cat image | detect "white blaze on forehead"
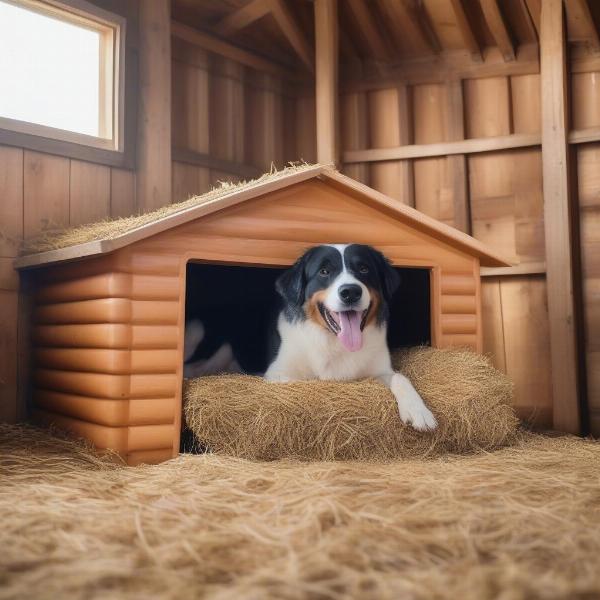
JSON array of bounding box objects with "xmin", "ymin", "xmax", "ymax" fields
[{"xmin": 324, "ymin": 244, "xmax": 370, "ymax": 312}]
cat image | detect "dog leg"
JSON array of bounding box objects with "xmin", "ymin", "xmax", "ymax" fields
[
  {"xmin": 183, "ymin": 319, "xmax": 205, "ymax": 362},
  {"xmin": 377, "ymin": 372, "xmax": 437, "ymax": 431}
]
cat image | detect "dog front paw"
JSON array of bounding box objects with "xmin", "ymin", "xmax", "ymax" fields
[{"xmin": 398, "ymin": 401, "xmax": 438, "ymax": 431}]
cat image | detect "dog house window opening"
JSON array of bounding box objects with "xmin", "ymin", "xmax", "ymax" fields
[
  {"xmin": 0, "ymin": 0, "xmax": 124, "ymax": 150},
  {"xmin": 184, "ymin": 263, "xmax": 431, "ymax": 377}
]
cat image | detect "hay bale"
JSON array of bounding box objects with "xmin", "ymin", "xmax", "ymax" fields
[{"xmin": 184, "ymin": 347, "xmax": 518, "ymax": 460}]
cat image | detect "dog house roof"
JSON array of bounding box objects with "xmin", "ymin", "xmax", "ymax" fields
[{"xmin": 15, "ymin": 163, "xmax": 512, "ymax": 269}]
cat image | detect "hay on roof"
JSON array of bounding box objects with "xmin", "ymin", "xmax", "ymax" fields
[{"xmin": 23, "ymin": 162, "xmax": 324, "ymax": 255}]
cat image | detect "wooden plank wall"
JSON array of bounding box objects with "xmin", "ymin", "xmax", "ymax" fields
[
  {"xmin": 340, "ymin": 74, "xmax": 554, "ymax": 427},
  {"xmin": 170, "ymin": 37, "xmax": 303, "ymax": 203},
  {"xmin": 0, "ymin": 149, "xmax": 136, "ymax": 422}
]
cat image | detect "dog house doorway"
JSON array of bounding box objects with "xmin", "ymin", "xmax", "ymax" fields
[{"xmin": 183, "ymin": 261, "xmax": 431, "ymax": 377}]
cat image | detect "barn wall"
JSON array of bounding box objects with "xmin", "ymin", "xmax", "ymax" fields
[
  {"xmin": 170, "ymin": 38, "xmax": 304, "ymax": 203},
  {"xmin": 338, "ymin": 72, "xmax": 552, "ymax": 427}
]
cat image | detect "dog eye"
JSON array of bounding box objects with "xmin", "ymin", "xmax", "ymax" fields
[
  {"xmin": 359, "ymin": 265, "xmax": 369, "ymax": 274},
  {"xmin": 319, "ymin": 268, "xmax": 329, "ymax": 276}
]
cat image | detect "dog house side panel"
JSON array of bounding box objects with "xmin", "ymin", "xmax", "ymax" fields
[{"xmin": 30, "ymin": 248, "xmax": 185, "ymax": 465}]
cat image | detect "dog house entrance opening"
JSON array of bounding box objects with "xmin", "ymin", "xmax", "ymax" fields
[{"xmin": 183, "ymin": 262, "xmax": 431, "ymax": 377}]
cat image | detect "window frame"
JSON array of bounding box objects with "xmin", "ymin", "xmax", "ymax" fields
[{"xmin": 0, "ymin": 0, "xmax": 133, "ymax": 168}]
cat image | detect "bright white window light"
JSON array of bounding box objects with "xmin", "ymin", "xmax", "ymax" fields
[{"xmin": 0, "ymin": 1, "xmax": 102, "ymax": 137}]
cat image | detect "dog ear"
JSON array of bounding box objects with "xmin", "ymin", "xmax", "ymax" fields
[
  {"xmin": 374, "ymin": 249, "xmax": 401, "ymax": 301},
  {"xmin": 275, "ymin": 256, "xmax": 307, "ymax": 306}
]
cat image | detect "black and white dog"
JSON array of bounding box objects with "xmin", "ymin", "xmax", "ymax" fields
[
  {"xmin": 184, "ymin": 244, "xmax": 436, "ymax": 431},
  {"xmin": 264, "ymin": 244, "xmax": 436, "ymax": 431}
]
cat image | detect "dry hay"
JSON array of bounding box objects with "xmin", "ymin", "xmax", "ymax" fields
[
  {"xmin": 2, "ymin": 423, "xmax": 600, "ymax": 600},
  {"xmin": 184, "ymin": 347, "xmax": 518, "ymax": 461},
  {"xmin": 23, "ymin": 162, "xmax": 322, "ymax": 254}
]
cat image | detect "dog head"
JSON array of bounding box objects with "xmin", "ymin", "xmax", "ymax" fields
[{"xmin": 275, "ymin": 244, "xmax": 400, "ymax": 352}]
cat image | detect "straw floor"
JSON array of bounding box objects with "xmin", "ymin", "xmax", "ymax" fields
[{"xmin": 2, "ymin": 423, "xmax": 600, "ymax": 600}]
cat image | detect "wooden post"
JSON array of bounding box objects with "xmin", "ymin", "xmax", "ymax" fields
[
  {"xmin": 137, "ymin": 0, "xmax": 172, "ymax": 211},
  {"xmin": 314, "ymin": 0, "xmax": 338, "ymax": 166},
  {"xmin": 540, "ymin": 0, "xmax": 582, "ymax": 433}
]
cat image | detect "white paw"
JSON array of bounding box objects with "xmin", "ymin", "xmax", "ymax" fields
[
  {"xmin": 392, "ymin": 373, "xmax": 438, "ymax": 431},
  {"xmin": 398, "ymin": 400, "xmax": 438, "ymax": 431}
]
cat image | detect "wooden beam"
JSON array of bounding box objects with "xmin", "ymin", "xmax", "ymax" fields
[
  {"xmin": 171, "ymin": 21, "xmax": 297, "ymax": 82},
  {"xmin": 540, "ymin": 0, "xmax": 582, "ymax": 434},
  {"xmin": 346, "ymin": 0, "xmax": 391, "ymax": 61},
  {"xmin": 480, "ymin": 262, "xmax": 546, "ymax": 277},
  {"xmin": 525, "ymin": 0, "xmax": 541, "ymax": 36},
  {"xmin": 341, "ymin": 43, "xmax": 540, "ymax": 91},
  {"xmin": 480, "ymin": 0, "xmax": 516, "ymax": 62},
  {"xmin": 565, "ymin": 0, "xmax": 600, "ymax": 52},
  {"xmin": 569, "ymin": 126, "xmax": 600, "ymax": 144},
  {"xmin": 314, "ymin": 0, "xmax": 339, "ymax": 165},
  {"xmin": 270, "ymin": 0, "xmax": 314, "ymax": 72},
  {"xmin": 137, "ymin": 0, "xmax": 171, "ymax": 211},
  {"xmin": 449, "ymin": 0, "xmax": 483, "ymax": 61},
  {"xmin": 343, "ymin": 132, "xmax": 541, "ymax": 163},
  {"xmin": 213, "ymin": 0, "xmax": 270, "ymax": 38},
  {"xmin": 517, "ymin": 0, "xmax": 538, "ymax": 43},
  {"xmin": 172, "ymin": 148, "xmax": 261, "ymax": 180}
]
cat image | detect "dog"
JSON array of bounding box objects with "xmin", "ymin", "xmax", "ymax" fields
[{"xmin": 264, "ymin": 244, "xmax": 437, "ymax": 431}]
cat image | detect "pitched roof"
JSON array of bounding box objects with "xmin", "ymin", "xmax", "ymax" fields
[{"xmin": 15, "ymin": 164, "xmax": 512, "ymax": 269}]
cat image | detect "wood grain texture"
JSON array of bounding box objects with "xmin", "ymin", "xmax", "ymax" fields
[
  {"xmin": 137, "ymin": 0, "xmax": 172, "ymax": 211},
  {"xmin": 540, "ymin": 0, "xmax": 582, "ymax": 433},
  {"xmin": 69, "ymin": 161, "xmax": 111, "ymax": 226},
  {"xmin": 0, "ymin": 146, "xmax": 23, "ymax": 258}
]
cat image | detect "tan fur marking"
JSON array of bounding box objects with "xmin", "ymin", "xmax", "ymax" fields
[
  {"xmin": 305, "ymin": 289, "xmax": 331, "ymax": 331},
  {"xmin": 365, "ymin": 288, "xmax": 381, "ymax": 328}
]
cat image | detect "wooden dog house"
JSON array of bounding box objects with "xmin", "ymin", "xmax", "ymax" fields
[{"xmin": 15, "ymin": 164, "xmax": 510, "ymax": 465}]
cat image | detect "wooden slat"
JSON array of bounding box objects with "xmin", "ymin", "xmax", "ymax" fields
[
  {"xmin": 69, "ymin": 161, "xmax": 111, "ymax": 226},
  {"xmin": 446, "ymin": 80, "xmax": 470, "ymax": 233},
  {"xmin": 481, "ymin": 262, "xmax": 546, "ymax": 277},
  {"xmin": 110, "ymin": 168, "xmax": 136, "ymax": 218},
  {"xmin": 0, "ymin": 290, "xmax": 18, "ymax": 423},
  {"xmin": 213, "ymin": 0, "xmax": 270, "ymax": 37},
  {"xmin": 344, "ymin": 132, "xmax": 540, "ymax": 163},
  {"xmin": 137, "ymin": 0, "xmax": 171, "ymax": 211},
  {"xmin": 271, "ymin": 0, "xmax": 314, "ymax": 72},
  {"xmin": 314, "ymin": 0, "xmax": 339, "ymax": 165},
  {"xmin": 0, "ymin": 146, "xmax": 23, "ymax": 258},
  {"xmin": 172, "ymin": 148, "xmax": 260, "ymax": 179},
  {"xmin": 23, "ymin": 151, "xmax": 69, "ymax": 238},
  {"xmin": 449, "ymin": 0, "xmax": 482, "ymax": 61},
  {"xmin": 385, "ymin": 0, "xmax": 442, "ymax": 55},
  {"xmin": 569, "ymin": 127, "xmax": 600, "ymax": 145},
  {"xmin": 340, "ymin": 92, "xmax": 369, "ymax": 184},
  {"xmin": 480, "ymin": 0, "xmax": 516, "ymax": 62},
  {"xmin": 368, "ymin": 87, "xmax": 414, "ymax": 205},
  {"xmin": 540, "ymin": 0, "xmax": 582, "ymax": 433}
]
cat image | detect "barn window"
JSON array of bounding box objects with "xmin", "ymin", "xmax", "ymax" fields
[{"xmin": 0, "ymin": 0, "xmax": 126, "ymax": 160}]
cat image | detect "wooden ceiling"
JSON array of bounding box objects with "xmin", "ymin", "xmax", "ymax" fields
[{"xmin": 171, "ymin": 0, "xmax": 600, "ymax": 71}]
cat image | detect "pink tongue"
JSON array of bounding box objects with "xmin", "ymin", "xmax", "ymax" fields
[{"xmin": 336, "ymin": 310, "xmax": 363, "ymax": 352}]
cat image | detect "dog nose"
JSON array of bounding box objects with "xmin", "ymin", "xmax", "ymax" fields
[{"xmin": 338, "ymin": 284, "xmax": 362, "ymax": 305}]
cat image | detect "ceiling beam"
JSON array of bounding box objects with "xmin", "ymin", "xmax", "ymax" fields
[
  {"xmin": 213, "ymin": 0, "xmax": 270, "ymax": 38},
  {"xmin": 449, "ymin": 0, "xmax": 483, "ymax": 61},
  {"xmin": 270, "ymin": 0, "xmax": 314, "ymax": 72},
  {"xmin": 171, "ymin": 21, "xmax": 297, "ymax": 82},
  {"xmin": 565, "ymin": 0, "xmax": 600, "ymax": 52},
  {"xmin": 480, "ymin": 0, "xmax": 516, "ymax": 61},
  {"xmin": 398, "ymin": 0, "xmax": 442, "ymax": 54},
  {"xmin": 524, "ymin": 0, "xmax": 541, "ymax": 36},
  {"xmin": 346, "ymin": 0, "xmax": 392, "ymax": 61},
  {"xmin": 517, "ymin": 0, "xmax": 538, "ymax": 43}
]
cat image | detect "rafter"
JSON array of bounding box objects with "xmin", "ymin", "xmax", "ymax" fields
[
  {"xmin": 270, "ymin": 0, "xmax": 314, "ymax": 72},
  {"xmin": 346, "ymin": 0, "xmax": 392, "ymax": 61},
  {"xmin": 517, "ymin": 0, "xmax": 538, "ymax": 43},
  {"xmin": 379, "ymin": 0, "xmax": 441, "ymax": 56},
  {"xmin": 525, "ymin": 0, "xmax": 541, "ymax": 36},
  {"xmin": 449, "ymin": 0, "xmax": 482, "ymax": 61},
  {"xmin": 213, "ymin": 0, "xmax": 270, "ymax": 38},
  {"xmin": 565, "ymin": 0, "xmax": 600, "ymax": 52},
  {"xmin": 480, "ymin": 0, "xmax": 515, "ymax": 62}
]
